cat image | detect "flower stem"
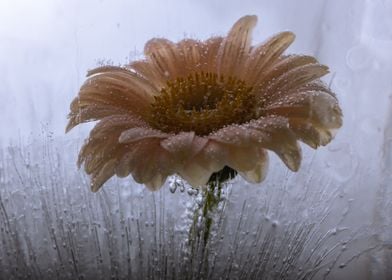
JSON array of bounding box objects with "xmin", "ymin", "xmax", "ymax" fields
[
  {"xmin": 201, "ymin": 180, "xmax": 222, "ymax": 245},
  {"xmin": 187, "ymin": 166, "xmax": 234, "ymax": 270},
  {"xmin": 189, "ymin": 180, "xmax": 222, "ymax": 252}
]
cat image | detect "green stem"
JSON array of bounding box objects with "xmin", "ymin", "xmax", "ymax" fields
[
  {"xmin": 202, "ymin": 180, "xmax": 221, "ymax": 245},
  {"xmin": 187, "ymin": 166, "xmax": 235, "ymax": 261},
  {"xmin": 188, "ymin": 180, "xmax": 222, "ymax": 251}
]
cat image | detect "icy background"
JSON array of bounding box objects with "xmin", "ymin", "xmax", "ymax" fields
[{"xmin": 0, "ymin": 0, "xmax": 392, "ymax": 279}]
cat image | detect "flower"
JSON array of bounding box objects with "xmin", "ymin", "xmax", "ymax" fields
[{"xmin": 66, "ymin": 15, "xmax": 342, "ymax": 192}]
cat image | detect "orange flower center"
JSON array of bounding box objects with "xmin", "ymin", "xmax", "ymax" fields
[{"xmin": 148, "ymin": 72, "xmax": 256, "ymax": 136}]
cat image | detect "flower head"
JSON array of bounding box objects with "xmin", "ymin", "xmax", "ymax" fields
[{"xmin": 66, "ymin": 15, "xmax": 342, "ymax": 192}]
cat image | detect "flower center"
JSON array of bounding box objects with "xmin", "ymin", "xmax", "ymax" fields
[{"xmin": 148, "ymin": 72, "xmax": 256, "ymax": 136}]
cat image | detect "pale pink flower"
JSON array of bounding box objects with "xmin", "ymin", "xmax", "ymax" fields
[{"xmin": 66, "ymin": 15, "xmax": 342, "ymax": 191}]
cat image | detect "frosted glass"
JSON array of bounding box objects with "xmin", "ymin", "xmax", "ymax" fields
[{"xmin": 0, "ymin": 0, "xmax": 391, "ymax": 279}]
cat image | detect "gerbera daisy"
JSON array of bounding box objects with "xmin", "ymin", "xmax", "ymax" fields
[{"xmin": 66, "ymin": 15, "xmax": 342, "ymax": 192}]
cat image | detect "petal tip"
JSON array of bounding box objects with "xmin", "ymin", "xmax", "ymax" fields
[
  {"xmin": 282, "ymin": 31, "xmax": 296, "ymax": 43},
  {"xmin": 90, "ymin": 182, "xmax": 102, "ymax": 192},
  {"xmin": 65, "ymin": 121, "xmax": 74, "ymax": 133},
  {"xmin": 244, "ymin": 14, "xmax": 258, "ymax": 23},
  {"xmin": 234, "ymin": 15, "xmax": 258, "ymax": 29},
  {"xmin": 284, "ymin": 145, "xmax": 302, "ymax": 172}
]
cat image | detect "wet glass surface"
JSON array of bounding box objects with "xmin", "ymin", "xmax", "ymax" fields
[{"xmin": 1, "ymin": 0, "xmax": 391, "ymax": 279}]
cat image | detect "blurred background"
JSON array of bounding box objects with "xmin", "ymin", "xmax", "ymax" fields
[{"xmin": 0, "ymin": 0, "xmax": 391, "ymax": 279}]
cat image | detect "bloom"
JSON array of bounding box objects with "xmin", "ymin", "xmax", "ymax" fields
[{"xmin": 66, "ymin": 15, "xmax": 342, "ymax": 192}]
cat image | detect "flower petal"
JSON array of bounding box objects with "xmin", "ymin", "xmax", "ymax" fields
[
  {"xmin": 224, "ymin": 143, "xmax": 264, "ymax": 172},
  {"xmin": 78, "ymin": 115, "xmax": 146, "ymax": 170},
  {"xmin": 262, "ymin": 85, "xmax": 342, "ymax": 148},
  {"xmin": 242, "ymin": 32, "xmax": 295, "ymax": 83},
  {"xmin": 83, "ymin": 144, "xmax": 123, "ymax": 176},
  {"xmin": 160, "ymin": 132, "xmax": 208, "ymax": 163},
  {"xmin": 160, "ymin": 131, "xmax": 194, "ymax": 153},
  {"xmin": 244, "ymin": 117, "xmax": 302, "ymax": 171},
  {"xmin": 261, "ymin": 63, "xmax": 330, "ymax": 104},
  {"xmin": 178, "ymin": 164, "xmax": 215, "ymax": 188},
  {"xmin": 115, "ymin": 139, "xmax": 172, "ymax": 190},
  {"xmin": 184, "ymin": 139, "xmax": 266, "ymax": 181},
  {"xmin": 249, "ymin": 55, "xmax": 317, "ymax": 91},
  {"xmin": 128, "ymin": 60, "xmax": 166, "ymax": 89},
  {"xmin": 90, "ymin": 158, "xmax": 117, "ymax": 192},
  {"xmin": 67, "ymin": 66, "xmax": 158, "ymax": 127},
  {"xmin": 78, "ymin": 115, "xmax": 168, "ymax": 191},
  {"xmin": 238, "ymin": 150, "xmax": 269, "ymax": 183},
  {"xmin": 294, "ymin": 80, "xmax": 338, "ymax": 98},
  {"xmin": 145, "ymin": 173, "xmax": 168, "ymax": 191},
  {"xmin": 143, "ymin": 38, "xmax": 222, "ymax": 80},
  {"xmin": 217, "ymin": 15, "xmax": 258, "ymax": 77},
  {"xmin": 289, "ymin": 120, "xmax": 337, "ymax": 148},
  {"xmin": 115, "ymin": 149, "xmax": 138, "ymax": 178},
  {"xmin": 209, "ymin": 125, "xmax": 253, "ymax": 146},
  {"xmin": 177, "ymin": 39, "xmax": 203, "ymax": 73},
  {"xmin": 177, "ymin": 140, "xmax": 226, "ymax": 187},
  {"xmin": 89, "ymin": 115, "xmax": 146, "ymax": 139},
  {"xmin": 144, "ymin": 38, "xmax": 187, "ymax": 80},
  {"xmin": 264, "ymin": 90, "xmax": 342, "ymax": 129},
  {"xmin": 119, "ymin": 127, "xmax": 170, "ymax": 143},
  {"xmin": 66, "ymin": 104, "xmax": 128, "ymax": 133},
  {"xmin": 129, "ymin": 140, "xmax": 172, "ymax": 189},
  {"xmin": 210, "ymin": 117, "xmax": 302, "ymax": 172},
  {"xmin": 199, "ymin": 37, "xmax": 223, "ymax": 73},
  {"xmin": 86, "ymin": 66, "xmax": 159, "ymax": 99}
]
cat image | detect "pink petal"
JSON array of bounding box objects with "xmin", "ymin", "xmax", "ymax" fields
[
  {"xmin": 209, "ymin": 125, "xmax": 253, "ymax": 146},
  {"xmin": 242, "ymin": 32, "xmax": 295, "ymax": 83},
  {"xmin": 119, "ymin": 127, "xmax": 170, "ymax": 143},
  {"xmin": 89, "ymin": 115, "xmax": 148, "ymax": 140},
  {"xmin": 161, "ymin": 132, "xmax": 208, "ymax": 163},
  {"xmin": 238, "ymin": 150, "xmax": 269, "ymax": 183},
  {"xmin": 67, "ymin": 66, "xmax": 159, "ymax": 131},
  {"xmin": 86, "ymin": 66, "xmax": 159, "ymax": 99},
  {"xmin": 177, "ymin": 39, "xmax": 203, "ymax": 74},
  {"xmin": 198, "ymin": 37, "xmax": 223, "ymax": 73},
  {"xmin": 177, "ymin": 140, "xmax": 226, "ymax": 187},
  {"xmin": 90, "ymin": 158, "xmax": 117, "ymax": 192},
  {"xmin": 66, "ymin": 104, "xmax": 129, "ymax": 132},
  {"xmin": 260, "ymin": 63, "xmax": 329, "ymax": 103},
  {"xmin": 289, "ymin": 120, "xmax": 337, "ymax": 148},
  {"xmin": 244, "ymin": 117, "xmax": 302, "ymax": 171},
  {"xmin": 128, "ymin": 60, "xmax": 166, "ymax": 89},
  {"xmin": 262, "ymin": 85, "xmax": 343, "ymax": 148},
  {"xmin": 144, "ymin": 38, "xmax": 185, "ymax": 79},
  {"xmin": 78, "ymin": 115, "xmax": 147, "ymax": 169},
  {"xmin": 145, "ymin": 173, "xmax": 168, "ymax": 191},
  {"xmin": 116, "ymin": 139, "xmax": 173, "ymax": 190},
  {"xmin": 131, "ymin": 140, "xmax": 172, "ymax": 188},
  {"xmin": 217, "ymin": 15, "xmax": 258, "ymax": 77},
  {"xmin": 211, "ymin": 117, "xmax": 302, "ymax": 172},
  {"xmin": 223, "ymin": 144, "xmax": 264, "ymax": 172},
  {"xmin": 249, "ymin": 54, "xmax": 317, "ymax": 90},
  {"xmin": 264, "ymin": 90, "xmax": 342, "ymax": 129}
]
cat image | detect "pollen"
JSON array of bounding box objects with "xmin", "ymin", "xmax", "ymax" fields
[{"xmin": 148, "ymin": 72, "xmax": 256, "ymax": 135}]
